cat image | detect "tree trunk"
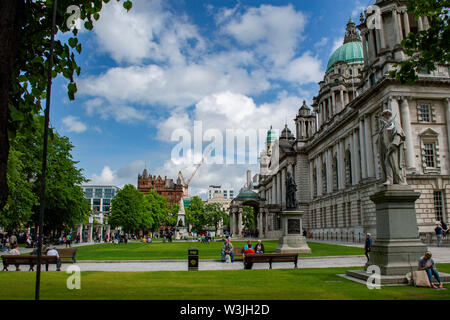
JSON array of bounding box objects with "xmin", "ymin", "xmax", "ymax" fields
[{"xmin": 0, "ymin": 0, "xmax": 23, "ymax": 210}]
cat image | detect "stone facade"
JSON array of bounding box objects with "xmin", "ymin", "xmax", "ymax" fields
[{"xmin": 255, "ymin": 2, "xmax": 450, "ymax": 240}]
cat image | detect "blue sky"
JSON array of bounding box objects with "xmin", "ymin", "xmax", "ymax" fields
[{"xmin": 51, "ymin": 0, "xmax": 374, "ymax": 199}]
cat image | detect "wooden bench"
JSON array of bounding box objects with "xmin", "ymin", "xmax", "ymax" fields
[
  {"xmin": 2, "ymin": 255, "xmax": 61, "ymax": 271},
  {"xmin": 243, "ymin": 253, "xmax": 299, "ymax": 269},
  {"xmin": 233, "ymin": 247, "xmax": 243, "ymax": 260},
  {"xmin": 57, "ymin": 248, "xmax": 77, "ymax": 263}
]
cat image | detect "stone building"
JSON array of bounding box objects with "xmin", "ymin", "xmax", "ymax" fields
[
  {"xmin": 137, "ymin": 168, "xmax": 184, "ymax": 206},
  {"xmin": 254, "ymin": 2, "xmax": 450, "ymax": 240}
]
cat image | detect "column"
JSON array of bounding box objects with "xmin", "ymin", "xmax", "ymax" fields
[
  {"xmin": 338, "ymin": 140, "xmax": 346, "ymax": 189},
  {"xmin": 316, "ymin": 156, "xmax": 323, "ymax": 196},
  {"xmin": 378, "ymin": 12, "xmax": 386, "ymax": 49},
  {"xmin": 364, "ymin": 115, "xmax": 375, "ymax": 177},
  {"xmin": 345, "ymin": 91, "xmax": 349, "ymax": 106},
  {"xmin": 281, "ymin": 168, "xmax": 286, "ymax": 208},
  {"xmin": 445, "ymin": 99, "xmax": 450, "ymax": 161},
  {"xmin": 403, "ymin": 12, "xmax": 410, "ymax": 35},
  {"xmin": 277, "ymin": 172, "xmax": 282, "ymax": 204},
  {"xmin": 257, "ymin": 212, "xmax": 262, "ymax": 236},
  {"xmin": 340, "ymin": 90, "xmax": 344, "ymax": 112},
  {"xmin": 359, "ymin": 118, "xmax": 367, "ymax": 179},
  {"xmin": 351, "ymin": 132, "xmax": 358, "ymax": 185},
  {"xmin": 331, "ymin": 92, "xmax": 335, "ymax": 116},
  {"xmin": 397, "ymin": 12, "xmax": 403, "ymax": 41},
  {"xmin": 362, "ymin": 33, "xmax": 369, "ymax": 67},
  {"xmin": 309, "ymin": 160, "xmax": 315, "ymax": 200},
  {"xmin": 272, "ymin": 181, "xmax": 276, "ymax": 205},
  {"xmin": 389, "ymin": 96, "xmax": 400, "ymax": 121},
  {"xmin": 354, "ymin": 129, "xmax": 361, "ymax": 184},
  {"xmin": 418, "ymin": 16, "xmax": 423, "ymax": 31},
  {"xmin": 392, "ymin": 9, "xmax": 400, "ymax": 45},
  {"xmin": 400, "ymin": 97, "xmax": 415, "ymax": 169},
  {"xmin": 238, "ymin": 208, "xmax": 243, "ymax": 236},
  {"xmin": 327, "ymin": 149, "xmax": 333, "ymax": 193}
]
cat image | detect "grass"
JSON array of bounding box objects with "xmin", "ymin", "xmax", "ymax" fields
[
  {"xmin": 74, "ymin": 241, "xmax": 364, "ymax": 260},
  {"xmin": 1, "ymin": 264, "xmax": 450, "ymax": 300}
]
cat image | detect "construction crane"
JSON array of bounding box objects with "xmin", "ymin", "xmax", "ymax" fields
[{"xmin": 178, "ymin": 146, "xmax": 213, "ymax": 197}]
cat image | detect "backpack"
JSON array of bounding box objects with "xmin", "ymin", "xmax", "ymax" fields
[{"xmin": 410, "ymin": 270, "xmax": 431, "ymax": 287}]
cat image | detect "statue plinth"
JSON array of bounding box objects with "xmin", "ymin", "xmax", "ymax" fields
[
  {"xmin": 275, "ymin": 209, "xmax": 311, "ymax": 254},
  {"xmin": 365, "ymin": 184, "xmax": 427, "ymax": 275}
]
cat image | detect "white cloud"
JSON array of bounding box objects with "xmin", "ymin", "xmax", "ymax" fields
[
  {"xmin": 62, "ymin": 115, "xmax": 87, "ymax": 133},
  {"xmin": 89, "ymin": 166, "xmax": 116, "ymax": 185},
  {"xmin": 331, "ymin": 37, "xmax": 344, "ymax": 54}
]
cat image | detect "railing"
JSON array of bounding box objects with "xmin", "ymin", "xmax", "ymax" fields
[
  {"xmin": 309, "ymin": 231, "xmax": 365, "ymax": 244},
  {"xmin": 419, "ymin": 232, "xmax": 450, "ymax": 246}
]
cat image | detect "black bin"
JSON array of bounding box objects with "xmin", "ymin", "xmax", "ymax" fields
[{"xmin": 188, "ymin": 248, "xmax": 199, "ymax": 271}]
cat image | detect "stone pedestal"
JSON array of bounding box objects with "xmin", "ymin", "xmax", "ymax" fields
[
  {"xmin": 346, "ymin": 184, "xmax": 429, "ymax": 284},
  {"xmin": 275, "ymin": 210, "xmax": 311, "ymax": 254}
]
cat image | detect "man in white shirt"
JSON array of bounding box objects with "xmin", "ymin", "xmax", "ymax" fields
[
  {"xmin": 46, "ymin": 247, "xmax": 61, "ymax": 271},
  {"xmin": 9, "ymin": 244, "xmax": 21, "ymax": 271}
]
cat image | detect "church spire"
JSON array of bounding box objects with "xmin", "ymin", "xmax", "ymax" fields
[{"xmin": 343, "ymin": 17, "xmax": 361, "ymax": 44}]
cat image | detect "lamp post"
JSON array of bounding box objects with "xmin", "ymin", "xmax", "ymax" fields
[{"xmin": 35, "ymin": 0, "xmax": 57, "ymax": 301}]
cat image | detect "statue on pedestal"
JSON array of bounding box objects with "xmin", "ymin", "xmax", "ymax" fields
[
  {"xmin": 286, "ymin": 171, "xmax": 297, "ymax": 209},
  {"xmin": 377, "ymin": 109, "xmax": 407, "ymax": 185}
]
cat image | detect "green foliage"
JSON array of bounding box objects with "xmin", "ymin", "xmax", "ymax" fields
[
  {"xmin": 7, "ymin": 0, "xmax": 132, "ymax": 141},
  {"xmin": 242, "ymin": 205, "xmax": 254, "ymax": 230},
  {"xmin": 204, "ymin": 203, "xmax": 228, "ymax": 233},
  {"xmin": 110, "ymin": 185, "xmax": 149, "ymax": 233},
  {"xmin": 185, "ymin": 196, "xmax": 207, "ymax": 234},
  {"xmin": 143, "ymin": 190, "xmax": 170, "ymax": 231},
  {"xmin": 1, "ymin": 115, "xmax": 90, "ymax": 231},
  {"xmin": 390, "ymin": 0, "xmax": 449, "ymax": 84}
]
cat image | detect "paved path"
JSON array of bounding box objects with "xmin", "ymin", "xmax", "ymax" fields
[{"xmin": 2, "ymin": 240, "xmax": 449, "ymax": 272}]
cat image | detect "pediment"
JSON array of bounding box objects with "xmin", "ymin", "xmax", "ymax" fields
[{"xmin": 419, "ymin": 128, "xmax": 439, "ymax": 137}]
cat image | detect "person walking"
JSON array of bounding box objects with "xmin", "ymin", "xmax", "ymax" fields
[
  {"xmin": 435, "ymin": 223, "xmax": 443, "ymax": 247},
  {"xmin": 364, "ymin": 233, "xmax": 372, "ymax": 264}
]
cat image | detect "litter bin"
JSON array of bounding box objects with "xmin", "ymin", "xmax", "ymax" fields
[{"xmin": 188, "ymin": 248, "xmax": 199, "ymax": 271}]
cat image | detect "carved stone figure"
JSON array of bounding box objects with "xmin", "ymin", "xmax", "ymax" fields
[
  {"xmin": 377, "ymin": 109, "xmax": 407, "ymax": 185},
  {"xmin": 286, "ymin": 171, "xmax": 297, "ymax": 208}
]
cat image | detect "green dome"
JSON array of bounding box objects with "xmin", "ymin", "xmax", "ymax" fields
[
  {"xmin": 326, "ymin": 41, "xmax": 364, "ymax": 72},
  {"xmin": 267, "ymin": 126, "xmax": 277, "ymax": 143},
  {"xmin": 236, "ymin": 189, "xmax": 260, "ymax": 200}
]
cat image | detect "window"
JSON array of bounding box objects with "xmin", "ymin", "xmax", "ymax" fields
[
  {"xmin": 93, "ymin": 199, "xmax": 101, "ymax": 206},
  {"xmin": 370, "ymin": 74, "xmax": 376, "ymax": 86},
  {"xmin": 434, "ymin": 191, "xmax": 444, "ymax": 222},
  {"xmin": 424, "ymin": 143, "xmax": 436, "ymax": 167},
  {"xmin": 419, "ymin": 104, "xmax": 431, "ymax": 122},
  {"xmin": 104, "ymin": 188, "xmax": 115, "ymax": 198},
  {"xmin": 95, "ymin": 188, "xmax": 103, "ymax": 198},
  {"xmin": 84, "ymin": 188, "xmax": 93, "ymax": 199}
]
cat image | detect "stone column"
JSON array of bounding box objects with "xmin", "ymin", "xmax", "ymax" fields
[
  {"xmin": 87, "ymin": 223, "xmax": 93, "ymax": 243},
  {"xmin": 345, "ymin": 91, "xmax": 349, "ymax": 106},
  {"xmin": 326, "ymin": 148, "xmax": 333, "ymax": 193},
  {"xmin": 229, "ymin": 211, "xmax": 235, "ymax": 235},
  {"xmin": 272, "ymin": 179, "xmax": 276, "ymax": 205},
  {"xmin": 277, "ymin": 172, "xmax": 282, "ymax": 204},
  {"xmin": 359, "ymin": 118, "xmax": 367, "ymax": 179},
  {"xmin": 418, "ymin": 16, "xmax": 423, "ymax": 31},
  {"xmin": 340, "ymin": 90, "xmax": 344, "ymax": 112},
  {"xmin": 392, "ymin": 9, "xmax": 401, "ymax": 44},
  {"xmin": 331, "ymin": 92, "xmax": 335, "ymax": 116},
  {"xmin": 378, "ymin": 13, "xmax": 386, "ymax": 49},
  {"xmin": 317, "ymin": 156, "xmax": 323, "ymax": 196},
  {"xmin": 338, "ymin": 140, "xmax": 346, "ymax": 189},
  {"xmin": 364, "ymin": 114, "xmax": 375, "ymax": 177},
  {"xmin": 281, "ymin": 168, "xmax": 286, "ymax": 208},
  {"xmin": 446, "ymin": 98, "xmax": 450, "ymax": 158},
  {"xmin": 309, "ymin": 160, "xmax": 315, "ymax": 200},
  {"xmin": 403, "ymin": 12, "xmax": 410, "ymax": 35},
  {"xmin": 397, "ymin": 12, "xmax": 403, "ymax": 42},
  {"xmin": 400, "ymin": 97, "xmax": 415, "ymax": 170},
  {"xmin": 238, "ymin": 208, "xmax": 243, "ymax": 237},
  {"xmin": 362, "ymin": 33, "xmax": 369, "ymax": 67}
]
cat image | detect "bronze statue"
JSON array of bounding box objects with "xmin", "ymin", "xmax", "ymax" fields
[
  {"xmin": 377, "ymin": 109, "xmax": 407, "ymax": 185},
  {"xmin": 286, "ymin": 171, "xmax": 297, "ymax": 208}
]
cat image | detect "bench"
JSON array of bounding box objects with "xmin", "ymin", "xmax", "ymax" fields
[
  {"xmin": 2, "ymin": 255, "xmax": 61, "ymax": 271},
  {"xmin": 233, "ymin": 247, "xmax": 243, "ymax": 260},
  {"xmin": 57, "ymin": 248, "xmax": 77, "ymax": 263},
  {"xmin": 243, "ymin": 253, "xmax": 299, "ymax": 269}
]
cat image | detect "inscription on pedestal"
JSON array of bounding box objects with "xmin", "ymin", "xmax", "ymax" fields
[{"xmin": 288, "ymin": 219, "xmax": 300, "ymax": 234}]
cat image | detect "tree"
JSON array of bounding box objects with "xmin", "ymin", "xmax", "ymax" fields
[
  {"xmin": 0, "ymin": 0, "xmax": 132, "ymax": 211},
  {"xmin": 143, "ymin": 190, "xmax": 170, "ymax": 232},
  {"xmin": 186, "ymin": 196, "xmax": 207, "ymax": 234},
  {"xmin": 3, "ymin": 115, "xmax": 90, "ymax": 233},
  {"xmin": 204, "ymin": 203, "xmax": 228, "ymax": 235},
  {"xmin": 110, "ymin": 184, "xmax": 148, "ymax": 233},
  {"xmin": 390, "ymin": 0, "xmax": 449, "ymax": 84},
  {"xmin": 242, "ymin": 206, "xmax": 255, "ymax": 230}
]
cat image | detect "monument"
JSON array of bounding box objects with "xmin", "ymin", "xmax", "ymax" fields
[
  {"xmin": 275, "ymin": 171, "xmax": 311, "ymax": 254},
  {"xmin": 175, "ymin": 198, "xmax": 189, "ymax": 239},
  {"xmin": 347, "ymin": 109, "xmax": 430, "ymax": 284}
]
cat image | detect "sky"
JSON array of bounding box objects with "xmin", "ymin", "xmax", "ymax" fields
[{"xmin": 51, "ymin": 0, "xmax": 375, "ymax": 199}]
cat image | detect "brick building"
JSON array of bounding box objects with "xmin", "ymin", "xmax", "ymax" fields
[{"xmin": 137, "ymin": 168, "xmax": 184, "ymax": 206}]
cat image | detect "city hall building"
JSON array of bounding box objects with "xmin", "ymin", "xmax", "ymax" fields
[{"xmin": 240, "ymin": 1, "xmax": 450, "ymax": 240}]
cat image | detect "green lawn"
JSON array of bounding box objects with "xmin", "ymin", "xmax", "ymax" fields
[
  {"xmin": 74, "ymin": 241, "xmax": 364, "ymax": 260},
  {"xmin": 1, "ymin": 264, "xmax": 449, "ymax": 300}
]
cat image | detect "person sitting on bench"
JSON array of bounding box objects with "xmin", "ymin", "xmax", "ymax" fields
[
  {"xmin": 221, "ymin": 239, "xmax": 234, "ymax": 263},
  {"xmin": 254, "ymin": 240, "xmax": 265, "ymax": 254},
  {"xmin": 9, "ymin": 244, "xmax": 21, "ymax": 271}
]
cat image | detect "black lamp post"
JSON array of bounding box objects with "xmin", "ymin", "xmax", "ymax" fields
[{"xmin": 35, "ymin": 0, "xmax": 58, "ymax": 301}]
